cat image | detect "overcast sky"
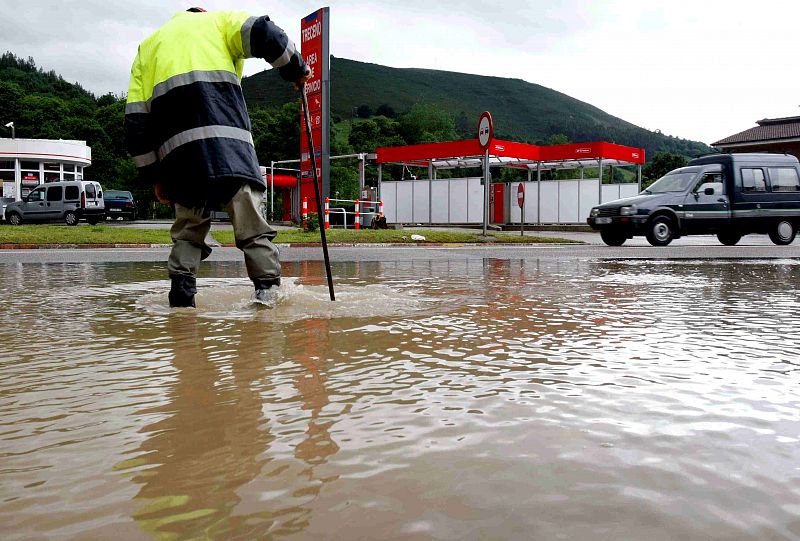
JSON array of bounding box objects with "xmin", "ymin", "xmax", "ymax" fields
[{"xmin": 1, "ymin": 0, "xmax": 799, "ymax": 145}]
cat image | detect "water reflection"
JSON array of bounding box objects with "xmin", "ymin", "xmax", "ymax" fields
[
  {"xmin": 292, "ymin": 318, "xmax": 340, "ymax": 467},
  {"xmin": 129, "ymin": 316, "xmax": 273, "ymax": 537},
  {"xmin": 122, "ymin": 313, "xmax": 342, "ymax": 539},
  {"xmin": 1, "ymin": 258, "xmax": 799, "ymax": 540}
]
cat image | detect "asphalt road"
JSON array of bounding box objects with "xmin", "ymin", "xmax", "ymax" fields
[{"xmin": 1, "ymin": 230, "xmax": 798, "ymax": 264}]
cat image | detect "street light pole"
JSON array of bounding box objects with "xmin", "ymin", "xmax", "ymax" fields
[{"xmin": 4, "ymin": 122, "xmax": 14, "ymax": 139}]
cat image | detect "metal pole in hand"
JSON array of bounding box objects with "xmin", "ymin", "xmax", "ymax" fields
[{"xmin": 301, "ymin": 87, "xmax": 335, "ymax": 301}]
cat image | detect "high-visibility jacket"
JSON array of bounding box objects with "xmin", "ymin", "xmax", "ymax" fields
[{"xmin": 124, "ymin": 10, "xmax": 305, "ymax": 203}]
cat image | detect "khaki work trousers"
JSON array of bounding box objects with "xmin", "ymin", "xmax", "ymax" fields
[{"xmin": 167, "ymin": 183, "xmax": 281, "ymax": 285}]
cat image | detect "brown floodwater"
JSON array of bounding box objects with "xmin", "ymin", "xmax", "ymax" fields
[{"xmin": 1, "ymin": 258, "xmax": 799, "ymax": 540}]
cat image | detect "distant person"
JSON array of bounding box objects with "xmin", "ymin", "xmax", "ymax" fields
[
  {"xmin": 371, "ymin": 214, "xmax": 387, "ymax": 229},
  {"xmin": 125, "ymin": 7, "xmax": 309, "ymax": 307}
]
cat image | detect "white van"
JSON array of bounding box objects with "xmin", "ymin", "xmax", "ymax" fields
[{"xmin": 4, "ymin": 180, "xmax": 105, "ymax": 225}]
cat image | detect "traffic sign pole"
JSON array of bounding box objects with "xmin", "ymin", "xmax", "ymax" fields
[
  {"xmin": 477, "ymin": 112, "xmax": 494, "ymax": 237},
  {"xmin": 483, "ymin": 148, "xmax": 490, "ymax": 236}
]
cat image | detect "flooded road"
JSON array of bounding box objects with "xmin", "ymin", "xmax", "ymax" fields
[{"xmin": 1, "ymin": 258, "xmax": 799, "ymax": 540}]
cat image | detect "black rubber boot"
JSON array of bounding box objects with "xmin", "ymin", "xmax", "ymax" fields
[
  {"xmin": 169, "ymin": 275, "xmax": 197, "ymax": 308},
  {"xmin": 253, "ymin": 277, "xmax": 280, "ymax": 307},
  {"xmin": 252, "ymin": 277, "xmax": 280, "ymax": 290}
]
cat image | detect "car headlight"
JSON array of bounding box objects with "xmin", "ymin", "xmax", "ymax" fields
[
  {"xmin": 619, "ymin": 205, "xmax": 636, "ymax": 216},
  {"xmin": 590, "ymin": 208, "xmax": 600, "ymax": 218}
]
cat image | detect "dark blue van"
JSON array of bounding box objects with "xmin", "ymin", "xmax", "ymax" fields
[{"xmin": 587, "ymin": 153, "xmax": 800, "ymax": 246}]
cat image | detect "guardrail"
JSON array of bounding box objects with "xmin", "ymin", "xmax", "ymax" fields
[{"xmin": 303, "ymin": 197, "xmax": 384, "ymax": 230}]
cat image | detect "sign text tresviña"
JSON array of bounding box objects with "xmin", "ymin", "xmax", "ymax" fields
[{"xmin": 300, "ymin": 7, "xmax": 330, "ymax": 212}]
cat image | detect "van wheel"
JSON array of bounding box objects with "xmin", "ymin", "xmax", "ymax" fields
[
  {"xmin": 7, "ymin": 212, "xmax": 22, "ymax": 226},
  {"xmin": 717, "ymin": 231, "xmax": 741, "ymax": 246},
  {"xmin": 768, "ymin": 220, "xmax": 796, "ymax": 245},
  {"xmin": 600, "ymin": 230, "xmax": 627, "ymax": 246},
  {"xmin": 64, "ymin": 211, "xmax": 79, "ymax": 226},
  {"xmin": 646, "ymin": 216, "xmax": 675, "ymax": 246}
]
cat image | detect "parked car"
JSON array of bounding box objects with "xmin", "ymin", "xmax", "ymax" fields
[
  {"xmin": 0, "ymin": 197, "xmax": 13, "ymax": 222},
  {"xmin": 587, "ymin": 153, "xmax": 800, "ymax": 246},
  {"xmin": 4, "ymin": 180, "xmax": 105, "ymax": 226},
  {"xmin": 104, "ymin": 189, "xmax": 137, "ymax": 221}
]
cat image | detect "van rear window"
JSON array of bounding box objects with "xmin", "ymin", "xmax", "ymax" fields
[
  {"xmin": 768, "ymin": 168, "xmax": 800, "ymax": 192},
  {"xmin": 741, "ymin": 168, "xmax": 767, "ymax": 192},
  {"xmin": 65, "ymin": 186, "xmax": 79, "ymax": 200},
  {"xmin": 85, "ymin": 184, "xmax": 96, "ymax": 198}
]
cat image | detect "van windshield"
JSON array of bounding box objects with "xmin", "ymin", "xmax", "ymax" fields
[{"xmin": 644, "ymin": 171, "xmax": 699, "ymax": 193}]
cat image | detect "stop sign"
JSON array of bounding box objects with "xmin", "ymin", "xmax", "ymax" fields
[{"xmin": 517, "ymin": 183, "xmax": 525, "ymax": 208}]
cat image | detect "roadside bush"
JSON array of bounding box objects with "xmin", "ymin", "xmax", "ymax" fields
[{"xmin": 304, "ymin": 212, "xmax": 319, "ymax": 232}]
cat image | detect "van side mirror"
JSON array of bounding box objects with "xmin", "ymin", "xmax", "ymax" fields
[{"xmin": 704, "ymin": 187, "xmax": 715, "ymax": 195}]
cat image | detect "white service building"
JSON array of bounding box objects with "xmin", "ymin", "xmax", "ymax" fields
[{"xmin": 0, "ymin": 138, "xmax": 92, "ymax": 201}]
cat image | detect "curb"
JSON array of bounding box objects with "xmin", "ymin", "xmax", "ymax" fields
[
  {"xmin": 0, "ymin": 242, "xmax": 583, "ymax": 250},
  {"xmin": 277, "ymin": 242, "xmax": 581, "ymax": 248},
  {"xmin": 0, "ymin": 243, "xmax": 173, "ymax": 249}
]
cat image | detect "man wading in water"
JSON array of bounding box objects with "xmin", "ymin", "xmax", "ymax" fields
[{"xmin": 125, "ymin": 7, "xmax": 309, "ymax": 308}]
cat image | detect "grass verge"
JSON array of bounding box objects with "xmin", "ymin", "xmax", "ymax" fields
[
  {"xmin": 213, "ymin": 228, "xmax": 583, "ymax": 245},
  {"xmin": 0, "ymin": 225, "xmax": 172, "ymax": 245},
  {"xmin": 0, "ymin": 225, "xmax": 583, "ymax": 246}
]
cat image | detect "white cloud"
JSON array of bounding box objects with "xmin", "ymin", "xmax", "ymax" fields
[{"xmin": 1, "ymin": 0, "xmax": 798, "ymax": 144}]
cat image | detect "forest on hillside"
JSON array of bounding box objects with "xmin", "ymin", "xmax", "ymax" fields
[
  {"xmin": 244, "ymin": 57, "xmax": 713, "ymax": 160},
  {"xmin": 0, "ymin": 52, "xmax": 698, "ymax": 216}
]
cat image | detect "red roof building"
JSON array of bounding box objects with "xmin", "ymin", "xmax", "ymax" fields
[{"xmin": 712, "ymin": 116, "xmax": 800, "ymax": 158}]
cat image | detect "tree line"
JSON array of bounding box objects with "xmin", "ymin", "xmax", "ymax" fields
[{"xmin": 0, "ymin": 52, "xmax": 691, "ymax": 219}]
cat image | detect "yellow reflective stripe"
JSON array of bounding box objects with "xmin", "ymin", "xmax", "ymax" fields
[
  {"xmin": 125, "ymin": 101, "xmax": 149, "ymax": 115},
  {"xmin": 270, "ymin": 39, "xmax": 295, "ymax": 69},
  {"xmin": 152, "ymin": 70, "xmax": 240, "ymax": 101},
  {"xmin": 241, "ymin": 16, "xmax": 257, "ymax": 58},
  {"xmin": 158, "ymin": 126, "xmax": 254, "ymax": 160},
  {"xmin": 126, "ymin": 71, "xmax": 240, "ymax": 116},
  {"xmin": 133, "ymin": 152, "xmax": 158, "ymax": 167}
]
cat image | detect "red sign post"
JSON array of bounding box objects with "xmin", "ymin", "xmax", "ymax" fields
[{"xmin": 300, "ymin": 7, "xmax": 330, "ymax": 212}]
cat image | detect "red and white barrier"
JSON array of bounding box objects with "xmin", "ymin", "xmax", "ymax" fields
[
  {"xmin": 313, "ymin": 197, "xmax": 382, "ymax": 229},
  {"xmin": 302, "ymin": 197, "xmax": 308, "ymax": 231}
]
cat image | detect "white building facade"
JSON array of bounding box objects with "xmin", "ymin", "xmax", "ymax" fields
[{"xmin": 0, "ymin": 138, "xmax": 92, "ymax": 200}]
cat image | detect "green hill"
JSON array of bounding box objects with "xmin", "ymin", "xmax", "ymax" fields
[
  {"xmin": 243, "ymin": 56, "xmax": 711, "ymax": 159},
  {"xmin": 0, "ymin": 52, "xmax": 154, "ymax": 214}
]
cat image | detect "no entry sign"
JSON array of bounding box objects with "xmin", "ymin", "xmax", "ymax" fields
[
  {"xmin": 517, "ymin": 182, "xmax": 525, "ymax": 208},
  {"xmin": 477, "ymin": 111, "xmax": 493, "ymax": 150}
]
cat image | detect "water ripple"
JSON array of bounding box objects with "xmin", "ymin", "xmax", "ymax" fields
[{"xmin": 0, "ymin": 259, "xmax": 799, "ymax": 540}]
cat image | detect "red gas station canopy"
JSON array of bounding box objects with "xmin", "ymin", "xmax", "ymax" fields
[
  {"xmin": 376, "ymin": 139, "xmax": 645, "ymax": 170},
  {"xmin": 263, "ymin": 174, "xmax": 298, "ymax": 189}
]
